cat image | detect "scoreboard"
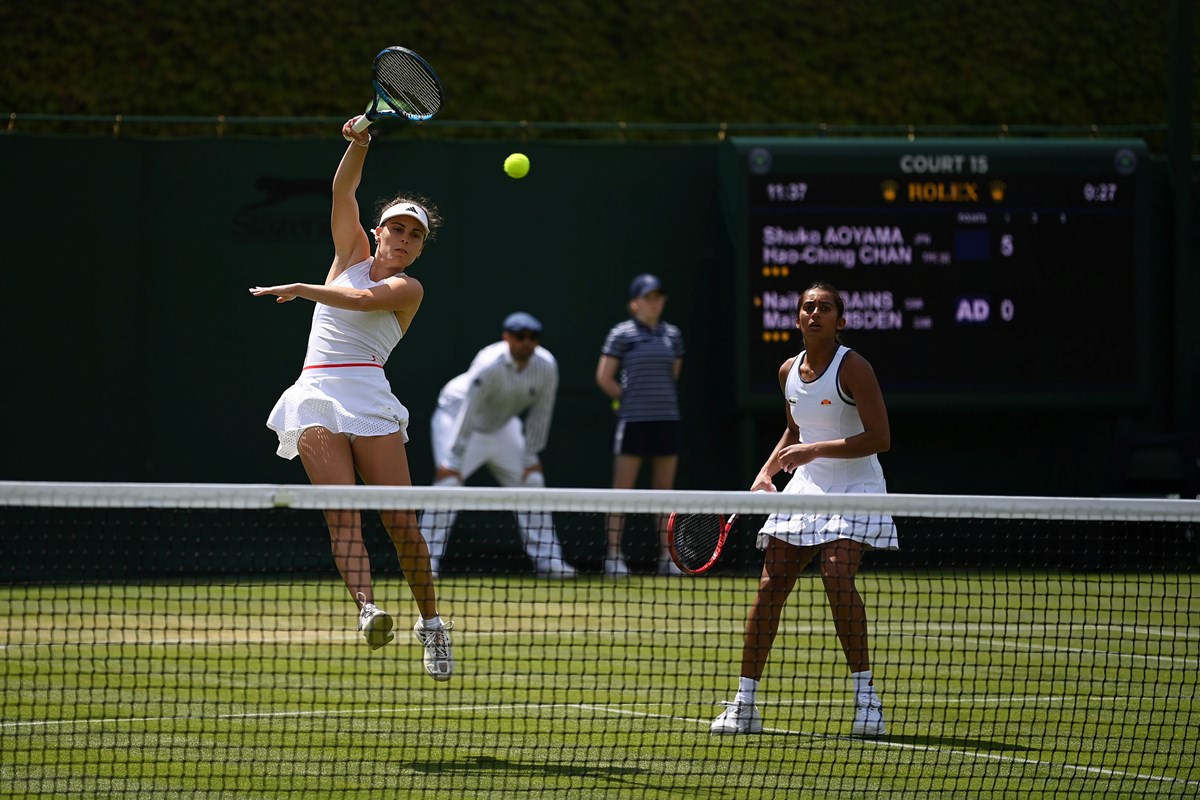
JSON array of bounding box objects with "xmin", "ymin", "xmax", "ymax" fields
[{"xmin": 723, "ymin": 138, "xmax": 1149, "ymax": 408}]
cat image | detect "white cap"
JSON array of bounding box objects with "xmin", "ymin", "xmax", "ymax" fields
[{"xmin": 378, "ymin": 202, "xmax": 430, "ymax": 232}]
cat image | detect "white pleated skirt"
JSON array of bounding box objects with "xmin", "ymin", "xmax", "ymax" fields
[
  {"xmin": 757, "ymin": 472, "xmax": 899, "ymax": 551},
  {"xmin": 266, "ymin": 366, "xmax": 410, "ymax": 460}
]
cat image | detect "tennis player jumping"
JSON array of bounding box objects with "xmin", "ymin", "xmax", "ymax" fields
[
  {"xmin": 250, "ymin": 116, "xmax": 453, "ymax": 681},
  {"xmin": 711, "ymin": 282, "xmax": 898, "ymax": 736}
]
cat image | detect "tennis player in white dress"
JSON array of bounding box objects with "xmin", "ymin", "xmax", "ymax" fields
[
  {"xmin": 250, "ymin": 115, "xmax": 453, "ymax": 681},
  {"xmin": 712, "ymin": 282, "xmax": 898, "ymax": 736}
]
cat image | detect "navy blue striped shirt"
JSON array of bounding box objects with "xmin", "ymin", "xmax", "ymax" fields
[{"xmin": 601, "ymin": 318, "xmax": 685, "ymax": 422}]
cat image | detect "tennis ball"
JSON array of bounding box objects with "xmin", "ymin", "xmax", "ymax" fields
[{"xmin": 504, "ymin": 152, "xmax": 530, "ymax": 179}]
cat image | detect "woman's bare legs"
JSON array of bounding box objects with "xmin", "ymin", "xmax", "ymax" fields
[
  {"xmin": 819, "ymin": 538, "xmax": 869, "ymax": 673},
  {"xmin": 297, "ymin": 427, "xmax": 438, "ymax": 618},
  {"xmin": 297, "ymin": 427, "xmax": 375, "ymax": 604},
  {"xmin": 739, "ymin": 537, "xmax": 870, "ymax": 677},
  {"xmin": 722, "ymin": 536, "xmax": 879, "ymax": 735},
  {"xmin": 741, "ymin": 537, "xmax": 814, "ymax": 679},
  {"xmin": 351, "ymin": 432, "xmax": 438, "ymax": 619}
]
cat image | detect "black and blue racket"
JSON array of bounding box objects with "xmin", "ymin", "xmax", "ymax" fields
[{"xmin": 350, "ymin": 46, "xmax": 444, "ymax": 133}]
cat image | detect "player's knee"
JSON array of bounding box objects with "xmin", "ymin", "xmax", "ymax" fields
[
  {"xmin": 757, "ymin": 570, "xmax": 792, "ymax": 597},
  {"xmin": 820, "ymin": 558, "xmax": 853, "ymax": 583},
  {"xmin": 522, "ymin": 471, "xmax": 546, "ymax": 488},
  {"xmin": 820, "ymin": 568, "xmax": 859, "ymax": 605}
]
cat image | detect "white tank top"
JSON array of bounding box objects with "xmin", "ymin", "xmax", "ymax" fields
[
  {"xmin": 784, "ymin": 345, "xmax": 886, "ymax": 490},
  {"xmin": 303, "ymin": 258, "xmax": 403, "ymax": 367}
]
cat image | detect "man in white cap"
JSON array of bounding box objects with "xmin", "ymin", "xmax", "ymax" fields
[{"xmin": 421, "ymin": 312, "xmax": 576, "ymax": 577}]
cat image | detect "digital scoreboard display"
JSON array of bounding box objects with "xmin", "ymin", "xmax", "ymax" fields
[{"xmin": 724, "ymin": 138, "xmax": 1148, "ymax": 408}]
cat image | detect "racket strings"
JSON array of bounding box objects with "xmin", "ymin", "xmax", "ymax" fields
[
  {"xmin": 670, "ymin": 514, "xmax": 725, "ymax": 572},
  {"xmin": 376, "ymin": 54, "xmax": 442, "ymax": 118}
]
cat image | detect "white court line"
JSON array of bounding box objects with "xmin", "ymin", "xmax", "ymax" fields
[
  {"xmin": 2, "ymin": 693, "xmax": 1162, "ymax": 730},
  {"xmin": 574, "ymin": 703, "xmax": 1200, "ymax": 789},
  {"xmin": 0, "ymin": 705, "xmax": 552, "ymax": 729},
  {"xmin": 0, "ymin": 630, "xmax": 364, "ymax": 650},
  {"xmin": 2, "ymin": 620, "xmax": 1196, "ymax": 650},
  {"xmin": 911, "ymin": 633, "xmax": 1196, "ymax": 666},
  {"xmin": 5, "ymin": 698, "xmax": 1196, "ymax": 790},
  {"xmin": 4, "ymin": 692, "xmax": 1171, "ymax": 731},
  {"xmin": 768, "ymin": 695, "xmax": 1139, "ymax": 707},
  {"xmin": 881, "ymin": 623, "xmax": 1200, "ymax": 641}
]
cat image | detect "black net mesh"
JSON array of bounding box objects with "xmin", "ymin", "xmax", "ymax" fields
[{"xmin": 1, "ymin": 483, "xmax": 1197, "ymax": 798}]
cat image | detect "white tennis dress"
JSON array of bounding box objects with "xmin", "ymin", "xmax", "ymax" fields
[
  {"xmin": 758, "ymin": 345, "xmax": 899, "ymax": 551},
  {"xmin": 267, "ymin": 258, "xmax": 410, "ymax": 459}
]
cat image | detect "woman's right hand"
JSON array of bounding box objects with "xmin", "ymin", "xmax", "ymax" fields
[
  {"xmin": 750, "ymin": 475, "xmax": 777, "ymax": 493},
  {"xmin": 341, "ymin": 117, "xmax": 371, "ymax": 148}
]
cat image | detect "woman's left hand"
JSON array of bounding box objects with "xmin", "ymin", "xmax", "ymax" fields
[
  {"xmin": 249, "ymin": 285, "xmax": 298, "ymax": 303},
  {"xmin": 778, "ymin": 443, "xmax": 816, "ymax": 473}
]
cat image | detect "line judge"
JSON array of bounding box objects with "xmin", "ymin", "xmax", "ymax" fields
[{"xmin": 420, "ymin": 312, "xmax": 576, "ymax": 578}]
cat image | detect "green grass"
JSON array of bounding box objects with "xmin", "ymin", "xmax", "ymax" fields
[{"xmin": 1, "ymin": 572, "xmax": 1197, "ymax": 799}]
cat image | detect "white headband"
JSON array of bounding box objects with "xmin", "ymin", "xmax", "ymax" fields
[{"xmin": 378, "ymin": 203, "xmax": 430, "ymax": 232}]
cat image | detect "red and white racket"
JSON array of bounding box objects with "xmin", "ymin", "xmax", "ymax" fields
[{"xmin": 666, "ymin": 512, "xmax": 739, "ymax": 575}]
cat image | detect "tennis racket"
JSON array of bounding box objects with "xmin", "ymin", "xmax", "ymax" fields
[
  {"xmin": 667, "ymin": 512, "xmax": 739, "ymax": 575},
  {"xmin": 350, "ymin": 46, "xmax": 444, "ymax": 133}
]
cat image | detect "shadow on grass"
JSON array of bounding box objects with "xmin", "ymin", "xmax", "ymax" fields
[
  {"xmin": 796, "ymin": 731, "xmax": 1030, "ymax": 752},
  {"xmin": 400, "ymin": 739, "xmax": 1026, "ymax": 797},
  {"xmin": 401, "ymin": 755, "xmax": 742, "ymax": 797},
  {"xmin": 879, "ymin": 733, "xmax": 1028, "ymax": 751},
  {"xmin": 402, "ymin": 754, "xmax": 643, "ymax": 780}
]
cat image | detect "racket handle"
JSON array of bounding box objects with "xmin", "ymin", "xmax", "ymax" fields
[{"xmin": 350, "ymin": 114, "xmax": 371, "ymax": 133}]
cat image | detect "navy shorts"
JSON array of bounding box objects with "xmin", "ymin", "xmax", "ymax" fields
[{"xmin": 612, "ymin": 420, "xmax": 682, "ymax": 457}]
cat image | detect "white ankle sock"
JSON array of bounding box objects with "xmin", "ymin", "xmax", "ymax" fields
[
  {"xmin": 422, "ymin": 615, "xmax": 444, "ymax": 630},
  {"xmin": 734, "ymin": 676, "xmax": 759, "ymax": 705},
  {"xmin": 851, "ymin": 670, "xmax": 874, "ymax": 697}
]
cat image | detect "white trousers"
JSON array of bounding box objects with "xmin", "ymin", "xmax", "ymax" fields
[{"xmin": 421, "ymin": 408, "xmax": 568, "ymax": 572}]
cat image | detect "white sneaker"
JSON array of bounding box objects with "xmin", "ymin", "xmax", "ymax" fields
[
  {"xmin": 852, "ymin": 691, "xmax": 886, "ymax": 737},
  {"xmin": 356, "ymin": 595, "xmax": 395, "ymax": 651},
  {"xmin": 603, "ymin": 556, "xmax": 631, "ymax": 577},
  {"xmin": 710, "ymin": 700, "xmax": 762, "ymax": 735},
  {"xmin": 536, "ymin": 560, "xmax": 577, "ymax": 579},
  {"xmin": 413, "ymin": 619, "xmax": 455, "ymax": 681}
]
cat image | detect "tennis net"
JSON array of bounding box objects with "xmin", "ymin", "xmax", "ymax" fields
[{"xmin": 1, "ymin": 481, "xmax": 1197, "ymax": 799}]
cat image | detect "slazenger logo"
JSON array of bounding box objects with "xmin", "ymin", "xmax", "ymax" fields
[{"xmin": 233, "ymin": 176, "xmax": 328, "ymax": 241}]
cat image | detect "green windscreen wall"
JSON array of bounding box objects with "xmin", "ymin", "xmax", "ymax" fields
[{"xmin": 0, "ymin": 134, "xmax": 1181, "ymax": 498}]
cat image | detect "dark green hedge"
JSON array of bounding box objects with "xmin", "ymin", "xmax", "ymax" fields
[{"xmin": 1, "ymin": 0, "xmax": 1194, "ymax": 132}]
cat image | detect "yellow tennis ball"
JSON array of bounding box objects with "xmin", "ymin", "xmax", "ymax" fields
[{"xmin": 504, "ymin": 152, "xmax": 530, "ymax": 179}]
